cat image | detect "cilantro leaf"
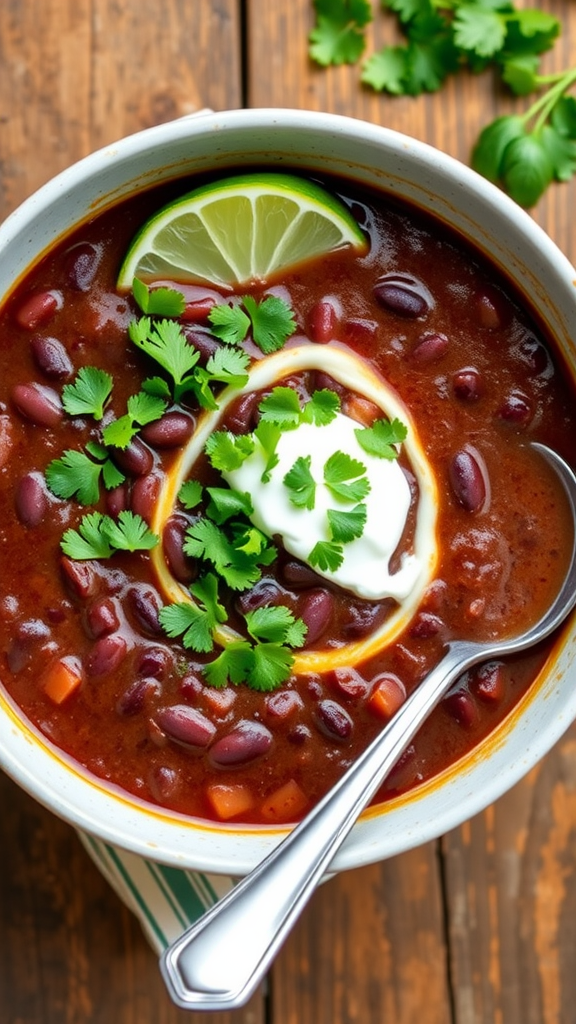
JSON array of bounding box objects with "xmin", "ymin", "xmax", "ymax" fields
[
  {"xmin": 362, "ymin": 46, "xmax": 409, "ymax": 95},
  {"xmin": 501, "ymin": 54, "xmax": 540, "ymax": 96},
  {"xmin": 158, "ymin": 601, "xmax": 215, "ymax": 653},
  {"xmin": 301, "ymin": 389, "xmax": 340, "ymax": 425},
  {"xmin": 283, "ymin": 455, "xmax": 316, "ymax": 510},
  {"xmin": 46, "ymin": 449, "xmax": 104, "ymax": 505},
  {"xmin": 205, "ymin": 430, "xmax": 255, "ymax": 472},
  {"xmin": 540, "ymin": 123, "xmax": 576, "ymax": 183},
  {"xmin": 258, "ymin": 386, "xmax": 302, "ymax": 427},
  {"xmin": 254, "ymin": 420, "xmax": 281, "ymax": 482},
  {"xmin": 132, "ymin": 278, "xmax": 186, "ymax": 317},
  {"xmin": 129, "ymin": 317, "xmax": 200, "ymax": 403},
  {"xmin": 178, "ymin": 479, "xmax": 203, "ymax": 509},
  {"xmin": 100, "ymin": 510, "xmax": 159, "ymax": 552},
  {"xmin": 206, "ymin": 487, "xmax": 253, "ymax": 524},
  {"xmin": 324, "ymin": 450, "xmax": 370, "ymax": 503},
  {"xmin": 245, "ymin": 605, "xmax": 307, "ymax": 646},
  {"xmin": 453, "ymin": 7, "xmax": 506, "ymax": 60},
  {"xmin": 102, "ymin": 390, "xmax": 166, "ymax": 449},
  {"xmin": 308, "ymin": 540, "xmax": 344, "ymax": 573},
  {"xmin": 208, "ymin": 303, "xmax": 250, "ymax": 345},
  {"xmin": 203, "ymin": 643, "xmax": 254, "ymax": 688},
  {"xmin": 327, "ymin": 504, "xmax": 367, "ymax": 544},
  {"xmin": 355, "ymin": 417, "xmax": 407, "ymax": 459},
  {"xmin": 247, "ymin": 643, "xmax": 297, "ymax": 691},
  {"xmin": 309, "ymin": 0, "xmax": 372, "ymax": 67},
  {"xmin": 242, "ymin": 295, "xmax": 297, "ymax": 354},
  {"xmin": 184, "ymin": 518, "xmax": 264, "ymax": 590},
  {"xmin": 471, "ymin": 114, "xmax": 525, "ymax": 183},
  {"xmin": 61, "ymin": 367, "xmax": 113, "ymax": 420},
  {"xmin": 500, "ymin": 130, "xmax": 554, "ymax": 207},
  {"xmin": 61, "ymin": 512, "xmax": 114, "ymax": 560}
]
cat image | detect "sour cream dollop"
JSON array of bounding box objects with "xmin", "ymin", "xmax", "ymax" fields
[{"xmin": 224, "ymin": 411, "xmax": 420, "ymax": 601}]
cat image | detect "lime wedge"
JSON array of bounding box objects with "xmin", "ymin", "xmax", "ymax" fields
[{"xmin": 117, "ymin": 172, "xmax": 368, "ymax": 290}]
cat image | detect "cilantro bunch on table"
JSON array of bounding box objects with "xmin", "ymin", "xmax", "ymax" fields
[{"xmin": 309, "ymin": 0, "xmax": 576, "ymax": 207}]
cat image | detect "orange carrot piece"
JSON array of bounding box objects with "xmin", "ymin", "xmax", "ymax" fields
[
  {"xmin": 367, "ymin": 674, "xmax": 406, "ymax": 720},
  {"xmin": 205, "ymin": 783, "xmax": 255, "ymax": 821},
  {"xmin": 43, "ymin": 657, "xmax": 82, "ymax": 705},
  {"xmin": 260, "ymin": 778, "xmax": 308, "ymax": 823}
]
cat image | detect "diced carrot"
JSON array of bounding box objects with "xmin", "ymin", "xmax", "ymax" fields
[
  {"xmin": 43, "ymin": 657, "xmax": 82, "ymax": 705},
  {"xmin": 205, "ymin": 783, "xmax": 255, "ymax": 822},
  {"xmin": 367, "ymin": 673, "xmax": 406, "ymax": 720},
  {"xmin": 260, "ymin": 779, "xmax": 308, "ymax": 823}
]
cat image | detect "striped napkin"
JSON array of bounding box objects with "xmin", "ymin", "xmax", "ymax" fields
[{"xmin": 78, "ymin": 831, "xmax": 236, "ymax": 953}]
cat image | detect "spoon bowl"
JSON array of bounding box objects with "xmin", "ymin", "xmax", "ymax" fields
[{"xmin": 160, "ymin": 441, "xmax": 576, "ymax": 1012}]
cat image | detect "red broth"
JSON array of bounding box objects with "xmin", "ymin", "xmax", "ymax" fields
[{"xmin": 0, "ymin": 172, "xmax": 574, "ymax": 825}]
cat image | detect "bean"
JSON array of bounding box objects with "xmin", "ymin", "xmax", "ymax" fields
[
  {"xmin": 63, "ymin": 242, "xmax": 101, "ymax": 291},
  {"xmin": 12, "ymin": 382, "xmax": 63, "ymax": 427},
  {"xmin": 308, "ymin": 299, "xmax": 338, "ymax": 342},
  {"xmin": 180, "ymin": 670, "xmax": 204, "ymax": 701},
  {"xmin": 131, "ymin": 471, "xmax": 162, "ymax": 523},
  {"xmin": 342, "ymin": 602, "xmax": 383, "ymax": 639},
  {"xmin": 61, "ymin": 556, "xmax": 97, "ymax": 599},
  {"xmin": 156, "ymin": 705, "xmax": 216, "ymax": 748},
  {"xmin": 30, "ymin": 335, "xmax": 74, "ymax": 380},
  {"xmin": 314, "ymin": 372, "xmax": 345, "ymax": 398},
  {"xmin": 86, "ymin": 633, "xmax": 128, "ymax": 676},
  {"xmin": 327, "ymin": 667, "xmax": 368, "ymax": 699},
  {"xmin": 342, "ymin": 317, "xmax": 377, "ymax": 347},
  {"xmin": 471, "ymin": 661, "xmax": 505, "ymax": 703},
  {"xmin": 0, "ymin": 414, "xmax": 14, "ymax": 469},
  {"xmin": 265, "ymin": 690, "xmax": 304, "ymax": 720},
  {"xmin": 182, "ymin": 326, "xmax": 220, "ymax": 363},
  {"xmin": 105, "ymin": 482, "xmax": 129, "ymax": 517},
  {"xmin": 86, "ymin": 597, "xmax": 120, "ymax": 638},
  {"xmin": 127, "ymin": 583, "xmax": 163, "ymax": 635},
  {"xmin": 475, "ymin": 286, "xmax": 512, "ymax": 329},
  {"xmin": 163, "ymin": 514, "xmax": 197, "ymax": 584},
  {"xmin": 140, "ymin": 411, "xmax": 194, "ymax": 448},
  {"xmin": 280, "ymin": 559, "xmax": 322, "ymax": 589},
  {"xmin": 373, "ymin": 273, "xmax": 433, "ymax": 318},
  {"xmin": 515, "ymin": 333, "xmax": 551, "ymax": 376},
  {"xmin": 209, "ymin": 720, "xmax": 273, "ymax": 766},
  {"xmin": 237, "ymin": 580, "xmax": 286, "ymax": 616},
  {"xmin": 453, "ymin": 367, "xmax": 482, "ymax": 401},
  {"xmin": 15, "ymin": 471, "xmax": 48, "ymax": 527},
  {"xmin": 287, "ymin": 724, "xmax": 312, "ymax": 746},
  {"xmin": 7, "ymin": 619, "xmax": 51, "ymax": 673},
  {"xmin": 449, "ymin": 447, "xmax": 487, "ymax": 513},
  {"xmin": 299, "ymin": 588, "xmax": 333, "ymax": 645},
  {"xmin": 314, "ymin": 699, "xmax": 353, "ymax": 741},
  {"xmin": 117, "ymin": 677, "xmax": 158, "ymax": 717},
  {"xmin": 15, "ymin": 290, "xmax": 62, "ymax": 330},
  {"xmin": 137, "ymin": 646, "xmax": 171, "ymax": 679},
  {"xmin": 409, "ymin": 611, "xmax": 444, "ymax": 639},
  {"xmin": 112, "ymin": 436, "xmax": 154, "ymax": 476},
  {"xmin": 226, "ymin": 391, "xmax": 260, "ymax": 434},
  {"xmin": 411, "ymin": 332, "xmax": 449, "ymax": 364},
  {"xmin": 149, "ymin": 765, "xmax": 180, "ymax": 802},
  {"xmin": 443, "ymin": 690, "xmax": 478, "ymax": 729},
  {"xmin": 181, "ymin": 297, "xmax": 217, "ymax": 322},
  {"xmin": 497, "ymin": 389, "xmax": 533, "ymax": 425}
]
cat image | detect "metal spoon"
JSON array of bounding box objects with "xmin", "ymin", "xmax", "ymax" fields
[{"xmin": 160, "ymin": 442, "xmax": 576, "ymax": 1012}]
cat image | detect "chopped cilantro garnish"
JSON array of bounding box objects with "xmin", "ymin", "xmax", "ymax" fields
[
  {"xmin": 183, "ymin": 517, "xmax": 274, "ymax": 591},
  {"xmin": 327, "ymin": 503, "xmax": 367, "ymax": 543},
  {"xmin": 301, "ymin": 388, "xmax": 341, "ymax": 425},
  {"xmin": 308, "ymin": 539, "xmax": 345, "ymax": 573},
  {"xmin": 355, "ymin": 417, "xmax": 407, "ymax": 459},
  {"xmin": 205, "ymin": 486, "xmax": 253, "ymax": 524},
  {"xmin": 204, "ymin": 430, "xmax": 255, "ymax": 473},
  {"xmin": 253, "ymin": 420, "xmax": 281, "ymax": 483},
  {"xmin": 46, "ymin": 446, "xmax": 125, "ymax": 505},
  {"xmin": 61, "ymin": 510, "xmax": 158, "ymax": 560},
  {"xmin": 208, "ymin": 294, "xmax": 297, "ymax": 355},
  {"xmin": 132, "ymin": 278, "xmax": 186, "ymax": 317},
  {"xmin": 323, "ymin": 450, "xmax": 370, "ymax": 503},
  {"xmin": 102, "ymin": 391, "xmax": 167, "ymax": 449},
  {"xmin": 203, "ymin": 606, "xmax": 307, "ymax": 691},
  {"xmin": 159, "ymin": 573, "xmax": 226, "ymax": 654},
  {"xmin": 283, "ymin": 455, "xmax": 316, "ymax": 510},
  {"xmin": 178, "ymin": 479, "xmax": 203, "ymax": 509},
  {"xmin": 207, "ymin": 303, "xmax": 250, "ymax": 345},
  {"xmin": 61, "ymin": 366, "xmax": 113, "ymax": 420},
  {"xmin": 258, "ymin": 386, "xmax": 302, "ymax": 428}
]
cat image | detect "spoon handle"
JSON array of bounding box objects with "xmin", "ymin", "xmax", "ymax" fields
[{"xmin": 160, "ymin": 639, "xmax": 480, "ymax": 1011}]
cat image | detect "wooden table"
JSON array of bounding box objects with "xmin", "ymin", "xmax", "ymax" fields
[{"xmin": 2, "ymin": 3, "xmax": 576, "ymax": 1021}]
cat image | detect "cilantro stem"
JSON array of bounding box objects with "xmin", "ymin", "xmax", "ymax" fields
[{"xmin": 525, "ymin": 68, "xmax": 576, "ymax": 133}]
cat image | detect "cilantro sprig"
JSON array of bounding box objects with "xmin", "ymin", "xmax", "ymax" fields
[
  {"xmin": 46, "ymin": 443, "xmax": 125, "ymax": 505},
  {"xmin": 61, "ymin": 511, "xmax": 158, "ymax": 560},
  {"xmin": 309, "ymin": 0, "xmax": 576, "ymax": 207},
  {"xmin": 208, "ymin": 294, "xmax": 297, "ymax": 354},
  {"xmin": 61, "ymin": 367, "xmax": 113, "ymax": 420}
]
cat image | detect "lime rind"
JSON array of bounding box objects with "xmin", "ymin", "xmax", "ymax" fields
[{"xmin": 117, "ymin": 173, "xmax": 367, "ymax": 290}]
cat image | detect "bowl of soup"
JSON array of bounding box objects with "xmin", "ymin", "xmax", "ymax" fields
[{"xmin": 0, "ymin": 108, "xmax": 575, "ymax": 875}]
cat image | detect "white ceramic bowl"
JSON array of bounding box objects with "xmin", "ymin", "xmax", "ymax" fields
[{"xmin": 1, "ymin": 108, "xmax": 575, "ymax": 875}]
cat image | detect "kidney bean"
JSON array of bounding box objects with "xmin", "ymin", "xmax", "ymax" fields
[
  {"xmin": 155, "ymin": 705, "xmax": 216, "ymax": 748},
  {"xmin": 12, "ymin": 382, "xmax": 63, "ymax": 427},
  {"xmin": 449, "ymin": 447, "xmax": 488, "ymax": 513},
  {"xmin": 306, "ymin": 675, "xmax": 324, "ymax": 700},
  {"xmin": 181, "ymin": 297, "xmax": 217, "ymax": 322},
  {"xmin": 162, "ymin": 514, "xmax": 197, "ymax": 584},
  {"xmin": 209, "ymin": 720, "xmax": 273, "ymax": 766},
  {"xmin": 30, "ymin": 335, "xmax": 74, "ymax": 380},
  {"xmin": 237, "ymin": 580, "xmax": 286, "ymax": 616},
  {"xmin": 475, "ymin": 285, "xmax": 512, "ymax": 329},
  {"xmin": 314, "ymin": 699, "xmax": 353, "ymax": 741},
  {"xmin": 327, "ymin": 667, "xmax": 368, "ymax": 699},
  {"xmin": 180, "ymin": 670, "xmax": 204, "ymax": 701},
  {"xmin": 314, "ymin": 371, "xmax": 346, "ymax": 398},
  {"xmin": 127, "ymin": 583, "xmax": 163, "ymax": 635},
  {"xmin": 409, "ymin": 611, "xmax": 444, "ymax": 639},
  {"xmin": 342, "ymin": 602, "xmax": 383, "ymax": 639},
  {"xmin": 137, "ymin": 646, "xmax": 171, "ymax": 679},
  {"xmin": 280, "ymin": 559, "xmax": 321, "ymax": 589},
  {"xmin": 453, "ymin": 367, "xmax": 482, "ymax": 401},
  {"xmin": 131, "ymin": 471, "xmax": 162, "ymax": 523},
  {"xmin": 342, "ymin": 393, "xmax": 380, "ymax": 426},
  {"xmin": 0, "ymin": 415, "xmax": 14, "ymax": 469},
  {"xmin": 6, "ymin": 618, "xmax": 52, "ymax": 673},
  {"xmin": 86, "ymin": 633, "xmax": 128, "ymax": 676},
  {"xmin": 443, "ymin": 690, "xmax": 478, "ymax": 729},
  {"xmin": 373, "ymin": 273, "xmax": 433, "ymax": 318},
  {"xmin": 105, "ymin": 482, "xmax": 130, "ymax": 517},
  {"xmin": 149, "ymin": 765, "xmax": 180, "ymax": 802},
  {"xmin": 117, "ymin": 677, "xmax": 158, "ymax": 717},
  {"xmin": 15, "ymin": 471, "xmax": 48, "ymax": 527},
  {"xmin": 471, "ymin": 661, "xmax": 505, "ymax": 703},
  {"xmin": 61, "ymin": 556, "xmax": 97, "ymax": 599},
  {"xmin": 63, "ymin": 242, "xmax": 101, "ymax": 291},
  {"xmin": 140, "ymin": 411, "xmax": 194, "ymax": 449},
  {"xmin": 182, "ymin": 326, "xmax": 220, "ymax": 363},
  {"xmin": 15, "ymin": 290, "xmax": 62, "ymax": 330},
  {"xmin": 287, "ymin": 724, "xmax": 312, "ymax": 746},
  {"xmin": 112, "ymin": 436, "xmax": 154, "ymax": 477},
  {"xmin": 86, "ymin": 597, "xmax": 120, "ymax": 639},
  {"xmin": 411, "ymin": 332, "xmax": 449, "ymax": 364},
  {"xmin": 342, "ymin": 318, "xmax": 378, "ymax": 347},
  {"xmin": 308, "ymin": 299, "xmax": 338, "ymax": 342},
  {"xmin": 497, "ymin": 389, "xmax": 533, "ymax": 426},
  {"xmin": 299, "ymin": 588, "xmax": 333, "ymax": 645},
  {"xmin": 515, "ymin": 333, "xmax": 552, "ymax": 376},
  {"xmin": 265, "ymin": 689, "xmax": 304, "ymax": 720},
  {"xmin": 422, "ymin": 578, "xmax": 448, "ymax": 612},
  {"xmin": 226, "ymin": 391, "xmax": 260, "ymax": 434}
]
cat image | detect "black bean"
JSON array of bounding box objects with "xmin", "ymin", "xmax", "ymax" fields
[
  {"xmin": 156, "ymin": 704, "xmax": 216, "ymax": 748},
  {"xmin": 30, "ymin": 335, "xmax": 74, "ymax": 380},
  {"xmin": 373, "ymin": 273, "xmax": 433, "ymax": 318},
  {"xmin": 314, "ymin": 699, "xmax": 353, "ymax": 741},
  {"xmin": 15, "ymin": 471, "xmax": 48, "ymax": 527},
  {"xmin": 209, "ymin": 720, "xmax": 273, "ymax": 766}
]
